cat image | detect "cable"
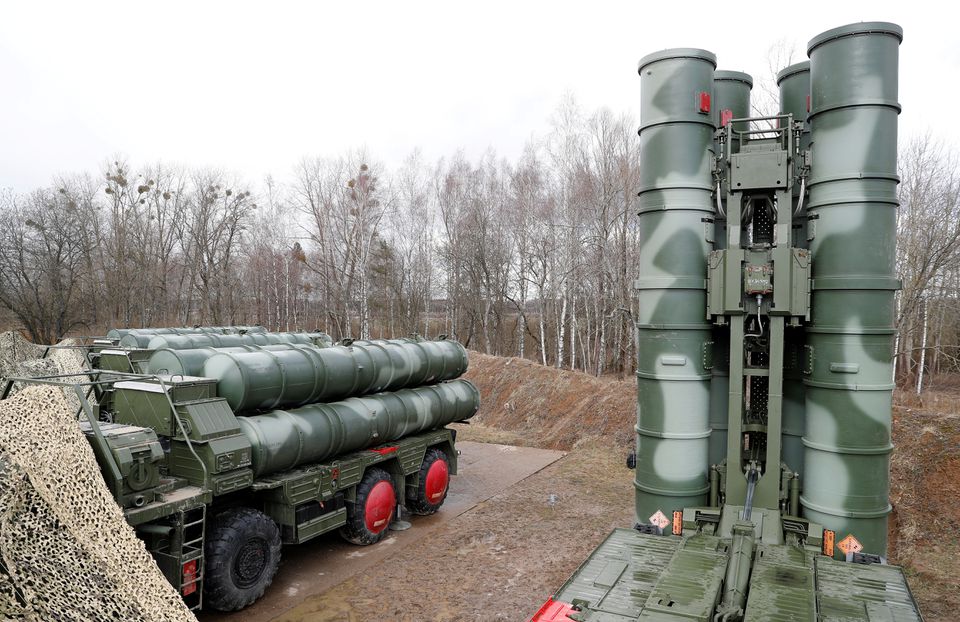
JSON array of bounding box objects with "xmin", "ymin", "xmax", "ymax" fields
[
  {"xmin": 794, "ymin": 175, "xmax": 807, "ymax": 217},
  {"xmin": 745, "ymin": 295, "xmax": 764, "ymax": 337}
]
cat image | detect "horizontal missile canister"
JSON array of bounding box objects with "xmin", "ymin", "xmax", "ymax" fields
[
  {"xmin": 217, "ymin": 325, "xmax": 268, "ymax": 334},
  {"xmin": 124, "ymin": 330, "xmax": 331, "ymax": 350},
  {"xmin": 109, "ymin": 326, "xmax": 273, "ymax": 344},
  {"xmin": 244, "ymin": 331, "xmax": 333, "ymax": 347},
  {"xmin": 204, "ymin": 339, "xmax": 469, "ymax": 412},
  {"xmin": 113, "ymin": 328, "xmax": 186, "ymax": 347},
  {"xmin": 239, "ymin": 379, "xmax": 480, "ymax": 476},
  {"xmin": 147, "ymin": 346, "xmax": 261, "ymax": 376},
  {"xmin": 634, "ymin": 48, "xmax": 715, "ymax": 523},
  {"xmin": 802, "ymin": 22, "xmax": 902, "ymax": 557},
  {"xmin": 146, "ymin": 333, "xmax": 251, "ymax": 350},
  {"xmin": 107, "ymin": 326, "xmax": 270, "ymax": 342},
  {"xmin": 147, "ymin": 343, "xmax": 334, "ymax": 376},
  {"xmin": 346, "ymin": 338, "xmax": 422, "ymax": 346}
]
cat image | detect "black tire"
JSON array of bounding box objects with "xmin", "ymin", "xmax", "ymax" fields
[
  {"xmin": 407, "ymin": 447, "xmax": 451, "ymax": 515},
  {"xmin": 340, "ymin": 467, "xmax": 396, "ymax": 545},
  {"xmin": 203, "ymin": 507, "xmax": 282, "ymax": 612}
]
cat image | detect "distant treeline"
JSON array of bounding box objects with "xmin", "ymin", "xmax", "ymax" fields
[{"xmin": 0, "ymin": 99, "xmax": 957, "ymax": 387}]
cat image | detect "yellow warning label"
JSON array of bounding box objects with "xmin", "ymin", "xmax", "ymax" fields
[
  {"xmin": 837, "ymin": 534, "xmax": 863, "ymax": 555},
  {"xmin": 649, "ymin": 510, "xmax": 670, "ymax": 529}
]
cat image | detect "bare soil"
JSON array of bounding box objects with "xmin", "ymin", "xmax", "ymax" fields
[
  {"xmin": 889, "ymin": 378, "xmax": 960, "ymax": 621},
  {"xmin": 275, "ymin": 352, "xmax": 959, "ymax": 621},
  {"xmin": 272, "ymin": 439, "xmax": 634, "ymax": 622}
]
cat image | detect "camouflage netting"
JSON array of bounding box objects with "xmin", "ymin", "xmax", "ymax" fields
[
  {"xmin": 0, "ymin": 331, "xmax": 196, "ymax": 621},
  {"xmin": 0, "ymin": 331, "xmax": 88, "ymax": 412},
  {"xmin": 0, "ymin": 333, "xmax": 45, "ymax": 380}
]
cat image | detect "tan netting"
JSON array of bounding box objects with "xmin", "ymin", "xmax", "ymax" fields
[
  {"xmin": 0, "ymin": 332, "xmax": 90, "ymax": 412},
  {"xmin": 0, "ymin": 333, "xmax": 46, "ymax": 381},
  {"xmin": 0, "ymin": 384, "xmax": 197, "ymax": 621}
]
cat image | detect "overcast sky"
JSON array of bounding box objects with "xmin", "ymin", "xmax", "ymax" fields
[{"xmin": 2, "ymin": 0, "xmax": 956, "ymax": 191}]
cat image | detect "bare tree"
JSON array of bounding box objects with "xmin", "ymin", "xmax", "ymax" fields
[
  {"xmin": 0, "ymin": 182, "xmax": 96, "ymax": 343},
  {"xmin": 293, "ymin": 152, "xmax": 386, "ymax": 339},
  {"xmin": 895, "ymin": 135, "xmax": 960, "ymax": 386},
  {"xmin": 181, "ymin": 172, "xmax": 256, "ymax": 324}
]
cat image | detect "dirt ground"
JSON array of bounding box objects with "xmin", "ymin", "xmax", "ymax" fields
[
  {"xmin": 271, "ymin": 437, "xmax": 634, "ymax": 622},
  {"xmin": 888, "ymin": 376, "xmax": 960, "ymax": 621},
  {"xmin": 272, "ymin": 353, "xmax": 958, "ymax": 621}
]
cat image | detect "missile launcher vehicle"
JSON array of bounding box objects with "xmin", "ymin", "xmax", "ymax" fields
[
  {"xmin": 3, "ymin": 329, "xmax": 478, "ymax": 612},
  {"xmin": 531, "ymin": 22, "xmax": 924, "ymax": 622}
]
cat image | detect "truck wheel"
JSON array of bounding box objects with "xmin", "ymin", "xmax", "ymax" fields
[
  {"xmin": 203, "ymin": 507, "xmax": 282, "ymax": 612},
  {"xmin": 340, "ymin": 467, "xmax": 395, "ymax": 545},
  {"xmin": 407, "ymin": 448, "xmax": 451, "ymax": 515}
]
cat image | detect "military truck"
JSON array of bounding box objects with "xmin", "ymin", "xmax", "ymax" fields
[
  {"xmin": 3, "ymin": 329, "xmax": 479, "ymax": 612},
  {"xmin": 531, "ymin": 22, "xmax": 924, "ymax": 621}
]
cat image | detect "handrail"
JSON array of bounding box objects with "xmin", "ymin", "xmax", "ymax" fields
[{"xmin": 1, "ymin": 371, "xmax": 210, "ymax": 489}]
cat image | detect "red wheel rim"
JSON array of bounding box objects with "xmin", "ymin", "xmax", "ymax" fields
[
  {"xmin": 364, "ymin": 480, "xmax": 395, "ymax": 533},
  {"xmin": 425, "ymin": 458, "xmax": 449, "ymax": 503}
]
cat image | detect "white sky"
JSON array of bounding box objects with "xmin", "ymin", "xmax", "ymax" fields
[{"xmin": 2, "ymin": 0, "xmax": 956, "ymax": 191}]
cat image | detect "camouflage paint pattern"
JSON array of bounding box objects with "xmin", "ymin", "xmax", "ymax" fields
[
  {"xmin": 802, "ymin": 22, "xmax": 902, "ymax": 556},
  {"xmin": 635, "ymin": 49, "xmax": 716, "ymax": 521},
  {"xmin": 204, "ymin": 338, "xmax": 469, "ymax": 412},
  {"xmin": 239, "ymin": 379, "xmax": 480, "ymax": 476}
]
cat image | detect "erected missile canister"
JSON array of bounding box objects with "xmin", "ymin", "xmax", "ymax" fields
[
  {"xmin": 713, "ymin": 71, "xmax": 753, "ymax": 140},
  {"xmin": 707, "ymin": 70, "xmax": 751, "ymax": 468},
  {"xmin": 634, "ymin": 49, "xmax": 715, "ymax": 522},
  {"xmin": 777, "ymin": 61, "xmax": 811, "ymax": 148},
  {"xmin": 802, "ymin": 22, "xmax": 902, "ymax": 556},
  {"xmin": 777, "ymin": 61, "xmax": 812, "ymax": 249},
  {"xmin": 777, "ymin": 61, "xmax": 812, "ymax": 478}
]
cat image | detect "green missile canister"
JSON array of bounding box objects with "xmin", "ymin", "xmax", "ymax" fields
[
  {"xmin": 634, "ymin": 48, "xmax": 716, "ymax": 523},
  {"xmin": 802, "ymin": 22, "xmax": 902, "ymax": 557},
  {"xmin": 204, "ymin": 339, "xmax": 469, "ymax": 412},
  {"xmin": 708, "ymin": 70, "xmax": 751, "ymax": 467},
  {"xmin": 147, "ymin": 346, "xmax": 261, "ymax": 376},
  {"xmin": 239, "ymin": 379, "xmax": 479, "ymax": 476},
  {"xmin": 147, "ymin": 343, "xmax": 332, "ymax": 376},
  {"xmin": 778, "ymin": 61, "xmax": 812, "ymax": 249},
  {"xmin": 713, "ymin": 71, "xmax": 753, "ymax": 138}
]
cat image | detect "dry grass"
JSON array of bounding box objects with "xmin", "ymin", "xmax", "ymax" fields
[
  {"xmin": 462, "ymin": 352, "xmax": 635, "ymax": 451},
  {"xmin": 890, "ymin": 386, "xmax": 960, "ymax": 621}
]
